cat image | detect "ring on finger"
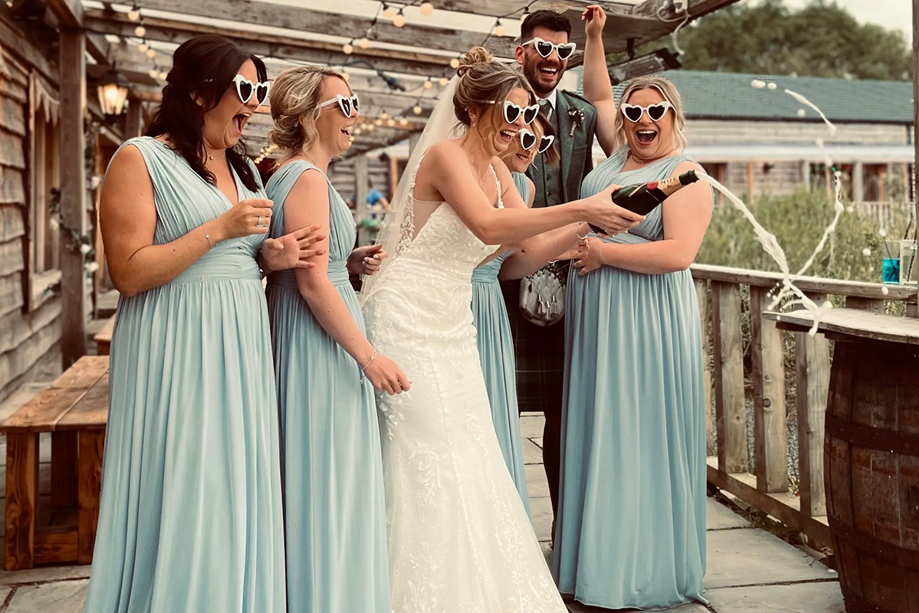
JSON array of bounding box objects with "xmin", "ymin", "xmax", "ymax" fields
[{"xmin": 256, "ymin": 215, "xmax": 263, "ymax": 228}]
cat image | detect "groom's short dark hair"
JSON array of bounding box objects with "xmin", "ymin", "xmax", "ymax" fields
[{"xmin": 521, "ymin": 10, "xmax": 571, "ymax": 41}]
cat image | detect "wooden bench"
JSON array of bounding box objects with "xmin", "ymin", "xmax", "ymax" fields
[
  {"xmin": 0, "ymin": 356, "xmax": 108, "ymax": 570},
  {"xmin": 93, "ymin": 316, "xmax": 115, "ymax": 356}
]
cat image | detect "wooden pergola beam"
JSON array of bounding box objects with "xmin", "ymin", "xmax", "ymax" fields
[
  {"xmin": 84, "ymin": 10, "xmax": 457, "ymax": 76},
  {"xmin": 43, "ymin": 0, "xmax": 110, "ymax": 64},
  {"xmin": 128, "ymin": 0, "xmax": 517, "ymax": 57}
]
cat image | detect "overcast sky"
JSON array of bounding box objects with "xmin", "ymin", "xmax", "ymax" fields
[{"xmin": 781, "ymin": 0, "xmax": 912, "ymax": 42}]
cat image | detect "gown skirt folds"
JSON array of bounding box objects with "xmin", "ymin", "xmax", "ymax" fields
[
  {"xmin": 552, "ymin": 149, "xmax": 708, "ymax": 610},
  {"xmin": 83, "ymin": 137, "xmax": 286, "ymax": 613},
  {"xmin": 265, "ymin": 161, "xmax": 389, "ymax": 613}
]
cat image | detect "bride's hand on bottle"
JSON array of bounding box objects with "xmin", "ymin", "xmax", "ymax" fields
[
  {"xmin": 582, "ymin": 185, "xmax": 644, "ymax": 235},
  {"xmin": 364, "ymin": 353, "xmax": 411, "ymax": 395}
]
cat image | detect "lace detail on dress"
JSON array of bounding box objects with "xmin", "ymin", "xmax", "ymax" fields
[{"xmin": 361, "ymin": 160, "xmax": 566, "ymax": 613}]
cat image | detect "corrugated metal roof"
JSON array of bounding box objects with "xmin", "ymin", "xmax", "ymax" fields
[{"xmin": 574, "ymin": 68, "xmax": 914, "ymax": 124}]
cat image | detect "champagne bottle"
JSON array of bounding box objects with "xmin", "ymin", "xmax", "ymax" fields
[{"xmin": 588, "ymin": 170, "xmax": 701, "ymax": 234}]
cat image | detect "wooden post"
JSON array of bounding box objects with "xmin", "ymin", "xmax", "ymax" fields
[
  {"xmin": 745, "ymin": 162, "xmax": 755, "ymax": 203},
  {"xmin": 354, "ymin": 155, "xmax": 369, "ymax": 246},
  {"xmin": 750, "ymin": 286, "xmax": 788, "ymax": 492},
  {"xmin": 711, "ymin": 282, "xmax": 747, "ymax": 473},
  {"xmin": 694, "ymin": 279, "xmax": 714, "ymax": 454},
  {"xmin": 59, "ymin": 30, "xmax": 87, "ymax": 368},
  {"xmin": 77, "ymin": 431, "xmax": 104, "ymax": 564},
  {"xmin": 796, "ymin": 292, "xmax": 829, "ymax": 517},
  {"xmin": 853, "ymin": 161, "xmax": 864, "ymax": 203},
  {"xmin": 125, "ymin": 98, "xmax": 143, "ymax": 139},
  {"xmin": 5, "ymin": 434, "xmax": 39, "ymax": 570}
]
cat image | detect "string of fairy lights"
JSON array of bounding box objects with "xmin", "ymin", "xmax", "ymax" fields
[{"xmin": 121, "ymin": 0, "xmax": 543, "ymax": 160}]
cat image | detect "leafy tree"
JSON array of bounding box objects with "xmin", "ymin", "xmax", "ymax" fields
[{"xmin": 612, "ymin": 0, "xmax": 912, "ymax": 80}]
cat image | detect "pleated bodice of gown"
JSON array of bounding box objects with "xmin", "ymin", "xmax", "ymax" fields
[
  {"xmin": 553, "ymin": 148, "xmax": 708, "ymax": 610},
  {"xmin": 84, "ymin": 136, "xmax": 286, "ymax": 613},
  {"xmin": 265, "ymin": 160, "xmax": 389, "ymax": 613}
]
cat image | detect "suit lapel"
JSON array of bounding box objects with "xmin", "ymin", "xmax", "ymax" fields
[{"xmin": 555, "ymin": 92, "xmax": 577, "ymax": 202}]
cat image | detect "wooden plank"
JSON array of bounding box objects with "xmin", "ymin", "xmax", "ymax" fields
[
  {"xmin": 51, "ymin": 356, "xmax": 108, "ymax": 390},
  {"xmin": 0, "ymin": 14, "xmax": 57, "ymax": 83},
  {"xmin": 711, "ymin": 281, "xmax": 747, "ymax": 473},
  {"xmin": 57, "ymin": 374, "xmax": 109, "ymax": 430},
  {"xmin": 0, "ymin": 295, "xmax": 60, "ymax": 356},
  {"xmin": 0, "ymin": 129, "xmax": 25, "ymax": 169},
  {"xmin": 4, "ymin": 433, "xmax": 38, "ymax": 570},
  {"xmin": 130, "ymin": 0, "xmax": 516, "ymax": 57},
  {"xmin": 767, "ymin": 308, "xmax": 919, "ymax": 346},
  {"xmin": 750, "ymin": 286, "xmax": 788, "ymax": 493},
  {"xmin": 33, "ymin": 526, "xmax": 78, "ymax": 565},
  {"xmin": 93, "ymin": 317, "xmax": 115, "ymax": 356},
  {"xmin": 691, "ymin": 263, "xmax": 917, "ymax": 301},
  {"xmin": 0, "ymin": 316, "xmax": 59, "ymax": 388},
  {"xmin": 0, "ymin": 203, "xmax": 24, "ymax": 242},
  {"xmin": 0, "ymin": 388, "xmax": 85, "ymax": 432},
  {"xmin": 0, "ymin": 96, "xmax": 25, "ymax": 136},
  {"xmin": 50, "ymin": 432, "xmax": 78, "ymax": 507},
  {"xmin": 0, "ymin": 239, "xmax": 24, "ymax": 276},
  {"xmin": 706, "ymin": 458, "xmax": 832, "ymax": 549},
  {"xmin": 59, "ymin": 30, "xmax": 87, "ymax": 370},
  {"xmin": 795, "ymin": 294, "xmax": 829, "ymax": 519},
  {"xmin": 77, "ymin": 430, "xmax": 104, "ymax": 564},
  {"xmin": 0, "ymin": 273, "xmax": 24, "ymax": 319},
  {"xmin": 694, "ymin": 279, "xmax": 714, "ymax": 453},
  {"xmin": 0, "ymin": 167, "xmax": 25, "ymax": 204},
  {"xmin": 844, "ymin": 296, "xmax": 885, "ymax": 314}
]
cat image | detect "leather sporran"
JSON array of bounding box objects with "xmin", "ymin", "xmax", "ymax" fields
[{"xmin": 519, "ymin": 261, "xmax": 567, "ymax": 327}]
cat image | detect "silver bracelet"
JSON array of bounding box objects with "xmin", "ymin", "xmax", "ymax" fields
[{"xmin": 361, "ymin": 349, "xmax": 377, "ymax": 373}]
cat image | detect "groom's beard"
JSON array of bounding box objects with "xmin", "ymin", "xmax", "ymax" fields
[{"xmin": 523, "ymin": 58, "xmax": 565, "ymax": 98}]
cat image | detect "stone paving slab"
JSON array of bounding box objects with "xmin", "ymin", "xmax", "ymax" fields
[
  {"xmin": 523, "ymin": 437, "xmax": 543, "ymax": 464},
  {"xmin": 5, "ymin": 579, "xmax": 87, "ymax": 612},
  {"xmin": 705, "ymin": 528, "xmax": 837, "ymax": 589},
  {"xmin": 526, "ymin": 463, "xmax": 551, "ymax": 499},
  {"xmin": 706, "ymin": 498, "xmax": 751, "ymax": 530},
  {"xmin": 531, "ymin": 495, "xmax": 553, "ymax": 543},
  {"xmin": 0, "ymin": 566, "xmax": 91, "ymax": 588},
  {"xmin": 567, "ymin": 598, "xmax": 709, "ymax": 612},
  {"xmin": 706, "ymin": 581, "xmax": 844, "ymax": 613},
  {"xmin": 520, "ymin": 412, "xmax": 545, "ymax": 439}
]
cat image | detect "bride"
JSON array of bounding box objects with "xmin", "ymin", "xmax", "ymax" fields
[{"xmin": 360, "ymin": 47, "xmax": 641, "ymax": 611}]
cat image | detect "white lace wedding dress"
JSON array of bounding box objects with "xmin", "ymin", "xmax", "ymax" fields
[{"xmin": 361, "ymin": 161, "xmax": 567, "ymax": 613}]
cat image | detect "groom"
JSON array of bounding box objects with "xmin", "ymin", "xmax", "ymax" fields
[{"xmin": 504, "ymin": 9, "xmax": 598, "ymax": 528}]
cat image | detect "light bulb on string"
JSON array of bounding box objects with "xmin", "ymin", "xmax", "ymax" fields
[
  {"xmin": 387, "ymin": 119, "xmax": 396, "ymax": 127},
  {"xmin": 127, "ymin": 7, "xmax": 140, "ymax": 21},
  {"xmin": 148, "ymin": 68, "xmax": 159, "ymax": 79},
  {"xmin": 438, "ymin": 77, "xmax": 449, "ymax": 87},
  {"xmin": 393, "ymin": 9, "xmax": 406, "ymax": 27},
  {"xmin": 134, "ymin": 25, "xmax": 146, "ymax": 38},
  {"xmin": 520, "ymin": 8, "xmax": 530, "ymax": 25},
  {"xmin": 494, "ymin": 19, "xmax": 505, "ymax": 37},
  {"xmin": 343, "ymin": 40, "xmax": 354, "ymax": 55},
  {"xmin": 374, "ymin": 118, "xmax": 383, "ymax": 126},
  {"xmin": 380, "ymin": 110, "xmax": 389, "ymax": 120},
  {"xmin": 357, "ymin": 37, "xmax": 371, "ymax": 49},
  {"xmin": 423, "ymin": 79, "xmax": 433, "ymax": 90},
  {"xmin": 450, "ymin": 57, "xmax": 460, "ymax": 69},
  {"xmin": 366, "ymin": 123, "xmax": 375, "ymax": 132},
  {"xmin": 419, "ymin": 1, "xmax": 433, "ymax": 15},
  {"xmin": 138, "ymin": 41, "xmax": 149, "ymax": 53},
  {"xmin": 413, "ymin": 105, "xmax": 422, "ymax": 115},
  {"xmin": 382, "ymin": 3, "xmax": 395, "ymax": 18},
  {"xmin": 158, "ymin": 71, "xmax": 168, "ymax": 80},
  {"xmin": 399, "ymin": 118, "xmax": 408, "ymax": 126},
  {"xmin": 341, "ymin": 71, "xmax": 350, "ymax": 82},
  {"xmin": 146, "ymin": 48, "xmax": 157, "ymax": 59}
]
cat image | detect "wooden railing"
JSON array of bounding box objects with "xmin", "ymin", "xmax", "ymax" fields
[
  {"xmin": 690, "ymin": 263, "xmax": 917, "ymax": 548},
  {"xmin": 853, "ymin": 200, "xmax": 913, "ymax": 228}
]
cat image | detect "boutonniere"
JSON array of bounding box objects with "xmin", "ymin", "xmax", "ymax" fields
[{"xmin": 568, "ymin": 108, "xmax": 585, "ymax": 137}]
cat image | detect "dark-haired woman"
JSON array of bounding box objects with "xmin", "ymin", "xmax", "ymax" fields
[{"xmin": 84, "ymin": 36, "xmax": 320, "ymax": 612}]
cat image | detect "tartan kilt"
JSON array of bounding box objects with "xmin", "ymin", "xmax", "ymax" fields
[{"xmin": 500, "ymin": 276, "xmax": 566, "ymax": 435}]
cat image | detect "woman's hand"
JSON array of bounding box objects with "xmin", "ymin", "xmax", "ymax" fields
[
  {"xmin": 215, "ymin": 198, "xmax": 274, "ymax": 240},
  {"xmin": 260, "ymin": 225, "xmax": 326, "ymax": 273},
  {"xmin": 363, "ymin": 353, "xmax": 411, "ymax": 395},
  {"xmin": 582, "ymin": 184, "xmax": 644, "ymax": 235},
  {"xmin": 573, "ymin": 237, "xmax": 606, "ymax": 276},
  {"xmin": 582, "ymin": 4, "xmax": 607, "ymax": 39},
  {"xmin": 348, "ymin": 244, "xmax": 387, "ymax": 276}
]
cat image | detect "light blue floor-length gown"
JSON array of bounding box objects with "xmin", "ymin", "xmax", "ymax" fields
[
  {"xmin": 552, "ymin": 149, "xmax": 708, "ymax": 610},
  {"xmin": 265, "ymin": 160, "xmax": 389, "ymax": 613},
  {"xmin": 469, "ymin": 172, "xmax": 532, "ymax": 513},
  {"xmin": 84, "ymin": 137, "xmax": 286, "ymax": 613}
]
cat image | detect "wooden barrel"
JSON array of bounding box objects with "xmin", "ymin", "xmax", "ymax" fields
[{"xmin": 825, "ymin": 339, "xmax": 919, "ymax": 613}]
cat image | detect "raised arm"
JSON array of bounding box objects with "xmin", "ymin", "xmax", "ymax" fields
[
  {"xmin": 582, "ymin": 5, "xmax": 617, "ymax": 157},
  {"xmin": 285, "ymin": 170, "xmax": 409, "ymax": 395},
  {"xmin": 100, "ymin": 144, "xmax": 272, "ymax": 297},
  {"xmin": 422, "ymin": 141, "xmax": 642, "ymax": 243}
]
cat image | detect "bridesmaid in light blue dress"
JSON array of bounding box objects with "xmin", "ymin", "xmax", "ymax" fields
[
  {"xmin": 471, "ymin": 171, "xmax": 532, "ymax": 512},
  {"xmin": 553, "ymin": 12, "xmax": 713, "ymax": 609},
  {"xmin": 85, "ymin": 38, "xmax": 318, "ymax": 613},
  {"xmin": 265, "ymin": 66, "xmax": 407, "ymax": 613}
]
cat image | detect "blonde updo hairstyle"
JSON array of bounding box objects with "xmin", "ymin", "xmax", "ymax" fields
[
  {"xmin": 454, "ymin": 46, "xmax": 534, "ymax": 129},
  {"xmin": 613, "ymin": 76, "xmax": 687, "ymax": 152},
  {"xmin": 270, "ymin": 65, "xmax": 351, "ymax": 161}
]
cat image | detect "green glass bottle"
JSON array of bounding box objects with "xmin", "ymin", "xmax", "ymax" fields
[{"xmin": 589, "ymin": 170, "xmax": 700, "ymax": 234}]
